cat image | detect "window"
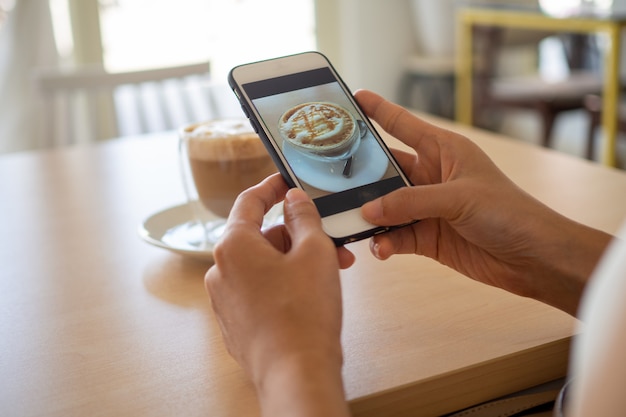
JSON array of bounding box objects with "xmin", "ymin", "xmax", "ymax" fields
[
  {"xmin": 46, "ymin": 0, "xmax": 317, "ymax": 137},
  {"xmin": 98, "ymin": 0, "xmax": 316, "ymax": 80}
]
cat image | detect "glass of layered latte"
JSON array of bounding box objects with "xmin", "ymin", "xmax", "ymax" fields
[{"xmin": 179, "ymin": 119, "xmax": 278, "ymax": 246}]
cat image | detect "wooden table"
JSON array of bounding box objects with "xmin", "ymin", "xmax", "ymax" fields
[
  {"xmin": 455, "ymin": 4, "xmax": 626, "ymax": 167},
  {"xmin": 2, "ymin": 116, "xmax": 625, "ymax": 417}
]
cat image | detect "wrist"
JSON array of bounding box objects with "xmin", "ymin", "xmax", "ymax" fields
[
  {"xmin": 254, "ymin": 350, "xmax": 349, "ymax": 417},
  {"xmin": 530, "ymin": 215, "xmax": 612, "ymax": 315}
]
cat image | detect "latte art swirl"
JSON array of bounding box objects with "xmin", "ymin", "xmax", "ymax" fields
[{"xmin": 278, "ymin": 102, "xmax": 357, "ymax": 155}]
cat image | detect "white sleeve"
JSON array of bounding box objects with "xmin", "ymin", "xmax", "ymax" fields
[{"xmin": 568, "ymin": 223, "xmax": 626, "ymax": 417}]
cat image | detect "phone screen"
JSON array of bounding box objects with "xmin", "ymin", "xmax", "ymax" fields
[{"xmin": 240, "ymin": 66, "xmax": 407, "ymax": 218}]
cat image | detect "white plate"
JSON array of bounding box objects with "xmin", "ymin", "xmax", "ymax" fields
[
  {"xmin": 139, "ymin": 201, "xmax": 284, "ymax": 261},
  {"xmin": 282, "ymin": 130, "xmax": 389, "ymax": 192}
]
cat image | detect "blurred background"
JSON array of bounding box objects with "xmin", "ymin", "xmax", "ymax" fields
[{"xmin": 1, "ymin": 0, "xmax": 625, "ymax": 167}]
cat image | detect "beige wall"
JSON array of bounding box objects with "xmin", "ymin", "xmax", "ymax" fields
[{"xmin": 315, "ymin": 0, "xmax": 417, "ymax": 102}]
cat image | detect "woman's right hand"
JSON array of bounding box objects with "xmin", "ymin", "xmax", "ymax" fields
[{"xmin": 356, "ymin": 90, "xmax": 612, "ymax": 315}]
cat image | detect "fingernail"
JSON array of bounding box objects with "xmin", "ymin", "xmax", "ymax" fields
[
  {"xmin": 286, "ymin": 188, "xmax": 309, "ymax": 203},
  {"xmin": 370, "ymin": 239, "xmax": 382, "ymax": 259},
  {"xmin": 362, "ymin": 200, "xmax": 383, "ymax": 221}
]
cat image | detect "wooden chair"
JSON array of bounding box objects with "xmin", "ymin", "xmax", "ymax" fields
[
  {"xmin": 32, "ymin": 61, "xmax": 225, "ymax": 147},
  {"xmin": 583, "ymin": 93, "xmax": 626, "ymax": 163},
  {"xmin": 472, "ymin": 27, "xmax": 603, "ymax": 148}
]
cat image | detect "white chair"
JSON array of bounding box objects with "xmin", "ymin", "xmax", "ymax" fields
[
  {"xmin": 399, "ymin": 55, "xmax": 456, "ymax": 119},
  {"xmin": 400, "ymin": 0, "xmax": 547, "ymax": 118},
  {"xmin": 399, "ymin": 0, "xmax": 458, "ymax": 118},
  {"xmin": 32, "ymin": 61, "xmax": 234, "ymax": 147}
]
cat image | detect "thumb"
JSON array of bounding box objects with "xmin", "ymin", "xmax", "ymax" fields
[
  {"xmin": 283, "ymin": 188, "xmax": 328, "ymax": 244},
  {"xmin": 361, "ymin": 182, "xmax": 466, "ymax": 226}
]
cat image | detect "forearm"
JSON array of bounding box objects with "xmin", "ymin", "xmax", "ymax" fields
[
  {"xmin": 255, "ymin": 352, "xmax": 350, "ymax": 417},
  {"xmin": 527, "ymin": 213, "xmax": 613, "ymax": 316}
]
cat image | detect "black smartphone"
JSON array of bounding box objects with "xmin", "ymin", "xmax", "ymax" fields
[{"xmin": 228, "ymin": 51, "xmax": 413, "ymax": 246}]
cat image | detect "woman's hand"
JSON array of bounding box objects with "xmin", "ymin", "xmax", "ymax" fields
[
  {"xmin": 205, "ymin": 173, "xmax": 352, "ymax": 417},
  {"xmin": 356, "ymin": 90, "xmax": 612, "ymax": 315}
]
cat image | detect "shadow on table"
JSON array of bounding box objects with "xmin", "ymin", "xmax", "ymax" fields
[{"xmin": 143, "ymin": 252, "xmax": 212, "ymax": 309}]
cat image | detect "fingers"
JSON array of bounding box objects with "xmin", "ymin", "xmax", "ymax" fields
[
  {"xmin": 227, "ymin": 173, "xmax": 289, "ymax": 230},
  {"xmin": 212, "ymin": 174, "xmax": 289, "ymax": 268},
  {"xmin": 361, "ymin": 181, "xmax": 467, "ymax": 226},
  {"xmin": 354, "ymin": 90, "xmax": 440, "ymax": 153},
  {"xmin": 369, "ymin": 219, "xmax": 440, "ymax": 260},
  {"xmin": 217, "ymin": 175, "xmax": 353, "ymax": 270},
  {"xmin": 264, "ymin": 222, "xmax": 356, "ymax": 269},
  {"xmin": 262, "ymin": 224, "xmax": 291, "ymax": 253},
  {"xmin": 336, "ymin": 246, "xmax": 356, "ymax": 269},
  {"xmin": 283, "ymin": 188, "xmax": 356, "ymax": 269},
  {"xmin": 282, "ymin": 188, "xmax": 329, "ymax": 246}
]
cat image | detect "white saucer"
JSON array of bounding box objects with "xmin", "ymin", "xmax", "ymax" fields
[
  {"xmin": 139, "ymin": 201, "xmax": 284, "ymax": 261},
  {"xmin": 282, "ymin": 130, "xmax": 389, "ymax": 192},
  {"xmin": 139, "ymin": 201, "xmax": 218, "ymax": 261}
]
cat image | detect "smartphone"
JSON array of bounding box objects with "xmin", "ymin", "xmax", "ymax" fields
[{"xmin": 228, "ymin": 51, "xmax": 413, "ymax": 246}]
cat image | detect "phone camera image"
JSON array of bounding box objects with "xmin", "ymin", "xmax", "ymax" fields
[{"xmin": 250, "ymin": 81, "xmax": 395, "ymax": 196}]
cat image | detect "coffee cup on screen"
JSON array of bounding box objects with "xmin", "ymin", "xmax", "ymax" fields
[
  {"xmin": 179, "ymin": 119, "xmax": 278, "ymax": 244},
  {"xmin": 278, "ymin": 101, "xmax": 361, "ymax": 160}
]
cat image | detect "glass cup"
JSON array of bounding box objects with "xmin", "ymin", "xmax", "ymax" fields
[{"xmin": 178, "ymin": 119, "xmax": 279, "ymax": 248}]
